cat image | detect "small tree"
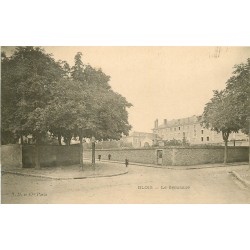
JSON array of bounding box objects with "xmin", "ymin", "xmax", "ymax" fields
[{"xmin": 202, "ymin": 90, "xmax": 241, "ymax": 164}]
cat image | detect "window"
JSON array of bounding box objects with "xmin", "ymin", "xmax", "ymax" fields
[
  {"xmin": 207, "ymin": 137, "xmax": 209, "ymax": 141},
  {"xmin": 201, "ymin": 137, "xmax": 203, "ymax": 141},
  {"xmin": 201, "ymin": 130, "xmax": 204, "ymax": 134},
  {"xmin": 179, "ymin": 127, "xmax": 180, "ymax": 130}
]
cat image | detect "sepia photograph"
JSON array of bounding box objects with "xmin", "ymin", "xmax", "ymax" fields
[
  {"xmin": 1, "ymin": 46, "xmax": 250, "ymax": 204},
  {"xmin": 1, "ymin": 2, "xmax": 250, "ymax": 250}
]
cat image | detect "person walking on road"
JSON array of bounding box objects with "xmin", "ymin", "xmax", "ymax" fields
[{"xmin": 125, "ymin": 158, "xmax": 129, "ymax": 168}]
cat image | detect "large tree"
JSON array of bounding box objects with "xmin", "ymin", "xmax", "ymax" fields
[
  {"xmin": 2, "ymin": 48, "xmax": 132, "ymax": 169},
  {"xmin": 225, "ymin": 58, "xmax": 250, "ymax": 134},
  {"xmin": 202, "ymin": 58, "xmax": 250, "ymax": 165},
  {"xmin": 1, "ymin": 47, "xmax": 65, "ymax": 142},
  {"xmin": 202, "ymin": 90, "xmax": 242, "ymax": 164},
  {"xmin": 1, "ymin": 47, "xmax": 65, "ymax": 167},
  {"xmin": 225, "ymin": 58, "xmax": 250, "ymax": 167},
  {"xmin": 45, "ymin": 52, "xmax": 132, "ymax": 169}
]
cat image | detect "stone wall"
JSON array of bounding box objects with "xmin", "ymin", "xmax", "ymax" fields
[
  {"xmin": 162, "ymin": 148, "xmax": 173, "ymax": 165},
  {"xmin": 1, "ymin": 144, "xmax": 22, "ymax": 169},
  {"xmin": 173, "ymin": 147, "xmax": 249, "ymax": 166},
  {"xmin": 227, "ymin": 147, "xmax": 249, "ymax": 162},
  {"xmin": 84, "ymin": 148, "xmax": 158, "ymax": 165},
  {"xmin": 22, "ymin": 145, "xmax": 80, "ymax": 168},
  {"xmin": 2, "ymin": 144, "xmax": 248, "ymax": 169},
  {"xmin": 173, "ymin": 148, "xmax": 223, "ymax": 165},
  {"xmin": 84, "ymin": 146, "xmax": 249, "ymax": 166}
]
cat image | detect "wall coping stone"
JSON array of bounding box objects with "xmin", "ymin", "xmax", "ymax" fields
[{"xmin": 84, "ymin": 146, "xmax": 249, "ymax": 151}]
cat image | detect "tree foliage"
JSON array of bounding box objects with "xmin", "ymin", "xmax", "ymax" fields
[
  {"xmin": 202, "ymin": 58, "xmax": 250, "ymax": 163},
  {"xmin": 1, "ymin": 47, "xmax": 65, "ymax": 144},
  {"xmin": 2, "ymin": 47, "xmax": 132, "ymax": 146},
  {"xmin": 203, "ymin": 90, "xmax": 242, "ymax": 135},
  {"xmin": 225, "ymin": 58, "xmax": 250, "ymax": 134},
  {"xmin": 45, "ymin": 52, "xmax": 132, "ymax": 143},
  {"xmin": 2, "ymin": 47, "xmax": 133, "ymax": 168}
]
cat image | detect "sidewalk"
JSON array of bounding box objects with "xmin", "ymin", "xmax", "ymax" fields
[
  {"xmin": 85, "ymin": 157, "xmax": 249, "ymax": 170},
  {"xmin": 91, "ymin": 158, "xmax": 250, "ymax": 188},
  {"xmin": 1, "ymin": 162, "xmax": 128, "ymax": 180},
  {"xmin": 2, "ymin": 158, "xmax": 248, "ymax": 182},
  {"xmin": 230, "ymin": 167, "xmax": 250, "ymax": 188}
]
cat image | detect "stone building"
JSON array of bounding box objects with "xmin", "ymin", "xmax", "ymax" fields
[
  {"xmin": 152, "ymin": 115, "xmax": 248, "ymax": 146},
  {"xmin": 120, "ymin": 131, "xmax": 156, "ymax": 148}
]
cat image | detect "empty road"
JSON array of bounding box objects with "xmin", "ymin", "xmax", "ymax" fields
[{"xmin": 1, "ymin": 163, "xmax": 250, "ymax": 204}]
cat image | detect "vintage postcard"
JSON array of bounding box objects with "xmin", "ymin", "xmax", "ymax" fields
[{"xmin": 1, "ymin": 46, "xmax": 250, "ymax": 204}]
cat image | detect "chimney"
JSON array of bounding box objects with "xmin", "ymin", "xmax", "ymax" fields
[
  {"xmin": 155, "ymin": 119, "xmax": 158, "ymax": 128},
  {"xmin": 164, "ymin": 119, "xmax": 167, "ymax": 126}
]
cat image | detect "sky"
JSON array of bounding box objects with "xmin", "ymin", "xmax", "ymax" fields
[{"xmin": 3, "ymin": 46, "xmax": 250, "ymax": 133}]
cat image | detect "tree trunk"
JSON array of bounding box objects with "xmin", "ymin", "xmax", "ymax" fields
[
  {"xmin": 92, "ymin": 140, "xmax": 96, "ymax": 165},
  {"xmin": 66, "ymin": 136, "xmax": 71, "ymax": 145},
  {"xmin": 20, "ymin": 134, "xmax": 24, "ymax": 145},
  {"xmin": 79, "ymin": 132, "xmax": 83, "ymax": 170},
  {"xmin": 224, "ymin": 140, "xmax": 228, "ymax": 165},
  {"xmin": 35, "ymin": 136, "xmax": 40, "ymax": 169},
  {"xmin": 58, "ymin": 134, "xmax": 62, "ymax": 145},
  {"xmin": 222, "ymin": 131, "xmax": 229, "ymax": 165},
  {"xmin": 68, "ymin": 139, "xmax": 71, "ymax": 145}
]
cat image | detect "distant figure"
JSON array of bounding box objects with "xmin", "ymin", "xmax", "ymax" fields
[
  {"xmin": 98, "ymin": 155, "xmax": 101, "ymax": 161},
  {"xmin": 125, "ymin": 158, "xmax": 129, "ymax": 168},
  {"xmin": 108, "ymin": 154, "xmax": 111, "ymax": 160}
]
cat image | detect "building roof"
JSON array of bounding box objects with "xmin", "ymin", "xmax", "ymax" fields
[
  {"xmin": 121, "ymin": 131, "xmax": 157, "ymax": 140},
  {"xmin": 131, "ymin": 131, "xmax": 154, "ymax": 136},
  {"xmin": 154, "ymin": 115, "xmax": 202, "ymax": 129}
]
